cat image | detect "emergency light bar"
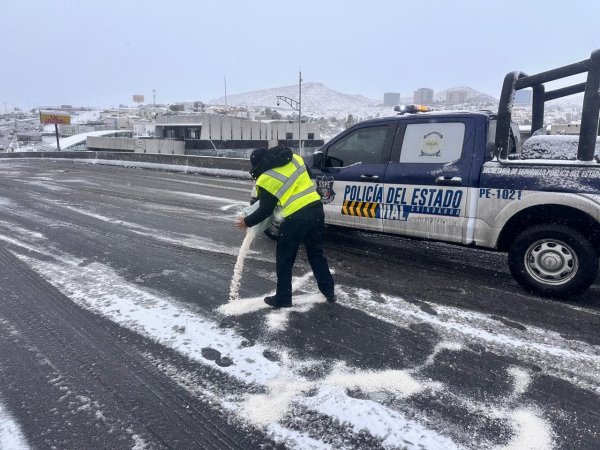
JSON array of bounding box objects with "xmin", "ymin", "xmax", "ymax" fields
[{"xmin": 393, "ymin": 104, "xmax": 433, "ymax": 115}]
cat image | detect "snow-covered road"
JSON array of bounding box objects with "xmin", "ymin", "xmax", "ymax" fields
[{"xmin": 0, "ymin": 159, "xmax": 598, "ymax": 449}]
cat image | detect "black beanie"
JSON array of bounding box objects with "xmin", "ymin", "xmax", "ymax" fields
[{"xmin": 250, "ymin": 147, "xmax": 268, "ymax": 169}]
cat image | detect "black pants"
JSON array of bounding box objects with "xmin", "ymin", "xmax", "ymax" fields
[{"xmin": 275, "ymin": 204, "xmax": 334, "ymax": 302}]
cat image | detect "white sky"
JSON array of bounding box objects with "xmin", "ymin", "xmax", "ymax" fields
[{"xmin": 2, "ymin": 0, "xmax": 600, "ymax": 109}]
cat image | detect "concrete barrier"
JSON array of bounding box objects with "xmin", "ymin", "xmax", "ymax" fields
[
  {"xmin": 0, "ymin": 151, "xmax": 252, "ymax": 179},
  {"xmin": 87, "ymin": 136, "xmax": 187, "ymax": 155}
]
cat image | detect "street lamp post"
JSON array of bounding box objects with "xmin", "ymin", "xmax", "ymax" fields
[{"xmin": 276, "ymin": 70, "xmax": 303, "ymax": 153}]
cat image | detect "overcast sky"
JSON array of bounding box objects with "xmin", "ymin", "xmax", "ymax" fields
[{"xmin": 2, "ymin": 0, "xmax": 600, "ymax": 110}]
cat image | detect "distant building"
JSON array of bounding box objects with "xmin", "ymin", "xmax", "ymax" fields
[
  {"xmin": 98, "ymin": 112, "xmax": 136, "ymax": 130},
  {"xmin": 514, "ymin": 90, "xmax": 532, "ymax": 106},
  {"xmin": 154, "ymin": 113, "xmax": 323, "ymax": 155},
  {"xmin": 414, "ymin": 88, "xmax": 434, "ymax": 105},
  {"xmin": 383, "ymin": 93, "xmax": 401, "ymax": 107},
  {"xmin": 446, "ymin": 90, "xmax": 468, "ymax": 106}
]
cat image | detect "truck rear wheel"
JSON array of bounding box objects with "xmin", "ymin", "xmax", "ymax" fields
[{"xmin": 508, "ymin": 224, "xmax": 598, "ymax": 298}]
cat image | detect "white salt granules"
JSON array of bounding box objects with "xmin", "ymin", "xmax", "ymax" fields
[{"xmin": 228, "ymin": 227, "xmax": 257, "ymax": 302}]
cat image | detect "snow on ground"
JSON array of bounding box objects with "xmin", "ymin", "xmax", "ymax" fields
[
  {"xmin": 1, "ymin": 213, "xmax": 468, "ymax": 448},
  {"xmin": 0, "ymin": 181, "xmax": 587, "ymax": 448},
  {"xmin": 0, "ymin": 392, "xmax": 29, "ymax": 450},
  {"xmin": 9, "ymin": 247, "xmax": 464, "ymax": 449},
  {"xmin": 0, "ymin": 211, "xmax": 577, "ymax": 448},
  {"xmin": 497, "ymin": 408, "xmax": 554, "ymax": 450},
  {"xmin": 0, "ymin": 417, "xmax": 28, "ymax": 449}
]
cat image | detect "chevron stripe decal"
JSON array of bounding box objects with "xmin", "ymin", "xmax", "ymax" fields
[{"xmin": 341, "ymin": 200, "xmax": 379, "ymax": 218}]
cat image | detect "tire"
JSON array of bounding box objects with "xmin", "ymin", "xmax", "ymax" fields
[{"xmin": 508, "ymin": 224, "xmax": 598, "ymax": 298}]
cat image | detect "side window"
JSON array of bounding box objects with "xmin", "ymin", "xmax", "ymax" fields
[
  {"xmin": 399, "ymin": 122, "xmax": 465, "ymax": 164},
  {"xmin": 326, "ymin": 125, "xmax": 389, "ymax": 167}
]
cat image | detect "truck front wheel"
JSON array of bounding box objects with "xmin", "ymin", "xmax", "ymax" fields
[{"xmin": 508, "ymin": 224, "xmax": 598, "ymax": 298}]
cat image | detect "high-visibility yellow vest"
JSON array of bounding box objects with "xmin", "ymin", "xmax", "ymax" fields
[{"xmin": 256, "ymin": 154, "xmax": 321, "ymax": 217}]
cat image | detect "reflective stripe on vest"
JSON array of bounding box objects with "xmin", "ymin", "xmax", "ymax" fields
[
  {"xmin": 264, "ymin": 158, "xmax": 307, "ymax": 199},
  {"xmin": 256, "ymin": 154, "xmax": 321, "ymax": 217}
]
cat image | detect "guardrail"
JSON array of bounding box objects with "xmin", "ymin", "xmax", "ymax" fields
[{"xmin": 0, "ymin": 151, "xmax": 252, "ymax": 178}]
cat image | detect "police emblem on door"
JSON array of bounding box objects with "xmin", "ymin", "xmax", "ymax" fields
[
  {"xmin": 316, "ymin": 175, "xmax": 336, "ymax": 204},
  {"xmin": 420, "ymin": 131, "xmax": 444, "ymax": 157}
]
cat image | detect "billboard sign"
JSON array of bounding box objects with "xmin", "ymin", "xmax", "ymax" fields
[
  {"xmin": 133, "ymin": 95, "xmax": 144, "ymax": 103},
  {"xmin": 39, "ymin": 111, "xmax": 71, "ymax": 125}
]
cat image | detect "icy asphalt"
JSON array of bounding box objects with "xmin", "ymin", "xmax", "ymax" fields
[{"xmin": 0, "ymin": 159, "xmax": 598, "ymax": 450}]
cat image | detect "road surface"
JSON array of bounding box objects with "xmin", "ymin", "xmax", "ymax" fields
[{"xmin": 0, "ymin": 159, "xmax": 598, "ymax": 449}]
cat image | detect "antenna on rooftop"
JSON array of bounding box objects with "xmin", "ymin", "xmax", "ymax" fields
[{"xmin": 152, "ymin": 89, "xmax": 156, "ymax": 106}]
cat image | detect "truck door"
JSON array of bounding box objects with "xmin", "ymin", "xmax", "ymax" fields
[
  {"xmin": 382, "ymin": 117, "xmax": 477, "ymax": 243},
  {"xmin": 312, "ymin": 121, "xmax": 397, "ymax": 232}
]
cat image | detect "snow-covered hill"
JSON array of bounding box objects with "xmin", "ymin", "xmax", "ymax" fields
[
  {"xmin": 211, "ymin": 82, "xmax": 393, "ymax": 120},
  {"xmin": 210, "ymin": 82, "xmax": 498, "ymax": 120}
]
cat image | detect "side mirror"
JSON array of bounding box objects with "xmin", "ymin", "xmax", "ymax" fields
[{"xmin": 311, "ymin": 151, "xmax": 324, "ymax": 168}]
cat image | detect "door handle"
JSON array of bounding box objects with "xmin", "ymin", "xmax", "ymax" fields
[
  {"xmin": 360, "ymin": 174, "xmax": 379, "ymax": 182},
  {"xmin": 435, "ymin": 176, "xmax": 462, "ymax": 186}
]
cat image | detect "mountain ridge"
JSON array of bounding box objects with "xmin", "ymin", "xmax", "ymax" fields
[{"xmin": 210, "ymin": 82, "xmax": 497, "ymax": 119}]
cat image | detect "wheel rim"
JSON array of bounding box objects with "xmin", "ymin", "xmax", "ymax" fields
[{"xmin": 524, "ymin": 239, "xmax": 579, "ymax": 286}]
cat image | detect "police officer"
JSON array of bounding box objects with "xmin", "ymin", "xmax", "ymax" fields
[{"xmin": 235, "ymin": 146, "xmax": 336, "ymax": 307}]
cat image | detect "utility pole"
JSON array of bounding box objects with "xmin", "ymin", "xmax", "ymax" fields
[
  {"xmin": 152, "ymin": 89, "xmax": 156, "ymax": 106},
  {"xmin": 275, "ymin": 69, "xmax": 303, "ymax": 153},
  {"xmin": 55, "ymin": 124, "xmax": 61, "ymax": 151},
  {"xmin": 299, "ymin": 70, "xmax": 302, "ymax": 154}
]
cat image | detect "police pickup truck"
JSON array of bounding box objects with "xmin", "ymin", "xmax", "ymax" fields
[{"xmin": 301, "ymin": 50, "xmax": 600, "ymax": 299}]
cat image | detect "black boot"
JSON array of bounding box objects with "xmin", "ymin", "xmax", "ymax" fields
[
  {"xmin": 325, "ymin": 294, "xmax": 337, "ymax": 304},
  {"xmin": 264, "ymin": 296, "xmax": 292, "ymax": 308}
]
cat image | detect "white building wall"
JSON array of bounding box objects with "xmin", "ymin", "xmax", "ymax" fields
[
  {"xmin": 275, "ymin": 122, "xmax": 286, "ymax": 140},
  {"xmin": 286, "ymin": 121, "xmax": 296, "ymax": 139},
  {"xmin": 221, "ymin": 117, "xmax": 232, "ymax": 140},
  {"xmin": 200, "ymin": 114, "xmax": 211, "ymax": 139},
  {"xmin": 251, "ymin": 122, "xmax": 260, "ymax": 140},
  {"xmin": 241, "ymin": 121, "xmax": 252, "ymax": 140},
  {"xmin": 151, "ymin": 114, "xmax": 321, "ymax": 143},
  {"xmin": 210, "ymin": 115, "xmax": 222, "ymax": 139},
  {"xmin": 231, "ymin": 118, "xmax": 242, "ymax": 140},
  {"xmin": 263, "ymin": 120, "xmax": 321, "ymax": 140}
]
